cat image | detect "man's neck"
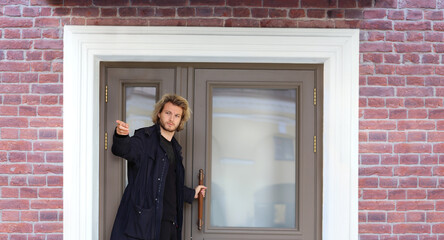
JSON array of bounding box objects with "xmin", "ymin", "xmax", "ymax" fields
[{"xmin": 160, "ymin": 126, "xmax": 175, "ymax": 142}]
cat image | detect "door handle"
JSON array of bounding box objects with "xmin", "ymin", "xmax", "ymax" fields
[{"xmin": 198, "ymin": 169, "xmax": 204, "ymax": 230}]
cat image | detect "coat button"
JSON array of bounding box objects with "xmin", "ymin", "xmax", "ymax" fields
[
  {"xmin": 138, "ymin": 211, "xmax": 142, "ymax": 214},
  {"xmin": 158, "ymin": 178, "xmax": 160, "ymax": 181},
  {"xmin": 155, "ymin": 198, "xmax": 158, "ymax": 201}
]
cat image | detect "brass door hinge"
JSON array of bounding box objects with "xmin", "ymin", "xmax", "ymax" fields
[
  {"xmin": 105, "ymin": 132, "xmax": 108, "ymax": 150},
  {"xmin": 313, "ymin": 88, "xmax": 317, "ymax": 106},
  {"xmin": 105, "ymin": 85, "xmax": 108, "ymax": 103},
  {"xmin": 313, "ymin": 135, "xmax": 317, "ymax": 153}
]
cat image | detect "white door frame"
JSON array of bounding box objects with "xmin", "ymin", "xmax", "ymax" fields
[{"xmin": 63, "ymin": 26, "xmax": 359, "ymax": 240}]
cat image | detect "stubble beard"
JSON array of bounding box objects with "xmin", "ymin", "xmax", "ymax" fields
[{"xmin": 160, "ymin": 119, "xmax": 178, "ymax": 133}]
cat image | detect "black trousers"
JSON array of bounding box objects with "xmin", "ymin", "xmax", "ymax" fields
[{"xmin": 159, "ymin": 220, "xmax": 178, "ymax": 240}]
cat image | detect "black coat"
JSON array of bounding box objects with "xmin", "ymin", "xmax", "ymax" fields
[{"xmin": 110, "ymin": 124, "xmax": 195, "ymax": 240}]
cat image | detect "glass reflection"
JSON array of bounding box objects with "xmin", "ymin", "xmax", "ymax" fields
[
  {"xmin": 211, "ymin": 88, "xmax": 297, "ymax": 229},
  {"xmin": 125, "ymin": 87, "xmax": 157, "ymax": 135}
]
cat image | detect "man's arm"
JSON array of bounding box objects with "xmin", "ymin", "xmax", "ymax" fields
[{"xmin": 111, "ymin": 120, "xmax": 143, "ymax": 164}]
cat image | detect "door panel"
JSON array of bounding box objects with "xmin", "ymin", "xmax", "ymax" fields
[
  {"xmin": 100, "ymin": 66, "xmax": 176, "ymax": 240},
  {"xmin": 192, "ymin": 69, "xmax": 318, "ymax": 240},
  {"xmin": 100, "ymin": 64, "xmax": 322, "ymax": 240}
]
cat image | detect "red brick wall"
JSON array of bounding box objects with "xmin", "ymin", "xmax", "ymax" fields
[{"xmin": 0, "ymin": 0, "xmax": 443, "ymax": 239}]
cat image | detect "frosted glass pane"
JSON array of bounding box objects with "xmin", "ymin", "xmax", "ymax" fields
[
  {"xmin": 211, "ymin": 88, "xmax": 297, "ymax": 229},
  {"xmin": 125, "ymin": 87, "xmax": 156, "ymax": 136}
]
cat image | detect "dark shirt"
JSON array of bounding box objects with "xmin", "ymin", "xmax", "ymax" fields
[{"xmin": 160, "ymin": 135, "xmax": 177, "ymax": 222}]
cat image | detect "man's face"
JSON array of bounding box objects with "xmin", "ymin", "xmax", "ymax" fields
[{"xmin": 158, "ymin": 102, "xmax": 183, "ymax": 132}]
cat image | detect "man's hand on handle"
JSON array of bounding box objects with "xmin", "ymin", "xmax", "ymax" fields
[
  {"xmin": 116, "ymin": 120, "xmax": 129, "ymax": 136},
  {"xmin": 194, "ymin": 185, "xmax": 207, "ymax": 199}
]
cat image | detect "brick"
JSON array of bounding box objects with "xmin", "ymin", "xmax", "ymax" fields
[
  {"xmin": 360, "ymin": 166, "xmax": 393, "ymax": 176},
  {"xmin": 405, "ymin": 98, "xmax": 425, "ymax": 108},
  {"xmin": 0, "ymin": 223, "xmax": 32, "ymax": 233},
  {"xmin": 227, "ymin": 0, "xmax": 260, "ymax": 6},
  {"xmin": 0, "ymin": 199, "xmax": 29, "ymax": 210},
  {"xmin": 214, "ymin": 7, "xmax": 231, "ymax": 17},
  {"xmin": 47, "ymin": 176, "xmax": 63, "ymax": 186},
  {"xmin": 398, "ymin": 87, "xmax": 434, "ymax": 97},
  {"xmin": 288, "ymin": 9, "xmax": 304, "ymax": 18},
  {"xmin": 2, "ymin": 211, "xmax": 20, "ymax": 221},
  {"xmin": 433, "ymin": 166, "xmax": 444, "ymax": 176},
  {"xmin": 397, "ymin": 201, "xmax": 435, "ymax": 211},
  {"xmin": 406, "ymin": 10, "xmax": 423, "ymax": 20},
  {"xmin": 407, "ymin": 32, "xmax": 424, "ymax": 42},
  {"xmin": 101, "ymin": 8, "xmax": 117, "ymax": 17},
  {"xmin": 30, "ymin": 118, "xmax": 63, "ymax": 128},
  {"xmin": 420, "ymin": 178, "xmax": 437, "ymax": 187},
  {"xmin": 360, "ymin": 143, "xmax": 392, "ymax": 153},
  {"xmin": 20, "ymin": 188, "xmax": 38, "ymax": 198},
  {"xmin": 368, "ymin": 98, "xmax": 384, "ymax": 107},
  {"xmin": 33, "ymin": 164, "xmax": 63, "ymax": 174},
  {"xmin": 233, "ymin": 7, "xmax": 249, "ymax": 17},
  {"xmin": 400, "ymin": 155, "xmax": 419, "ymax": 164},
  {"xmin": 395, "ymin": 43, "xmax": 432, "ymax": 53},
  {"xmin": 20, "ymin": 129, "xmax": 38, "ymax": 140},
  {"xmin": 406, "ymin": 76, "xmax": 424, "ymax": 86},
  {"xmin": 27, "ymin": 152, "xmax": 44, "ymax": 163},
  {"xmin": 2, "ymin": 187, "xmax": 19, "ymax": 198},
  {"xmin": 386, "ymin": 98, "xmax": 404, "ymax": 108},
  {"xmin": 400, "ymin": 177, "xmax": 419, "ymax": 188},
  {"xmin": 269, "ymin": 8, "xmax": 287, "ymax": 18},
  {"xmin": 28, "ymin": 176, "xmax": 46, "ymax": 186},
  {"xmin": 369, "ymin": 132, "xmax": 387, "ymax": 141},
  {"xmin": 427, "ymin": 212, "xmax": 444, "ymax": 222},
  {"xmin": 425, "ymin": 10, "xmax": 444, "ymax": 20},
  {"xmin": 360, "ymin": 224, "xmax": 391, "ymax": 234},
  {"xmin": 394, "ymin": 224, "xmax": 430, "ymax": 234},
  {"xmin": 39, "ymin": 188, "xmax": 62, "ymax": 198},
  {"xmin": 9, "ymin": 152, "xmax": 26, "ymax": 162},
  {"xmin": 360, "ymin": 87, "xmax": 394, "ymax": 96},
  {"xmin": 360, "ymin": 120, "xmax": 397, "ymax": 130},
  {"xmin": 376, "ymin": 65, "xmax": 396, "ymax": 75},
  {"xmin": 34, "ymin": 223, "xmax": 63, "ymax": 233},
  {"xmin": 360, "ymin": 20, "xmax": 393, "ymax": 30},
  {"xmin": 420, "ymin": 155, "xmax": 438, "ymax": 164},
  {"xmin": 407, "ymin": 189, "xmax": 427, "ymax": 199},
  {"xmin": 361, "ymin": 42, "xmax": 393, "ymax": 52},
  {"xmin": 384, "ymin": 54, "xmax": 401, "ymax": 64},
  {"xmin": 21, "ymin": 211, "xmax": 38, "ymax": 222},
  {"xmin": 3, "ymin": 95, "xmax": 22, "ymax": 105},
  {"xmin": 177, "ymin": 7, "xmax": 195, "ymax": 17},
  {"xmin": 433, "ymin": 224, "xmax": 444, "ymax": 233},
  {"xmin": 381, "ymin": 155, "xmax": 399, "ymax": 165},
  {"xmin": 406, "ymin": 212, "xmax": 425, "ymax": 222},
  {"xmin": 359, "ymin": 201, "xmax": 395, "ymax": 210},
  {"xmin": 72, "ymin": 7, "xmax": 100, "ymax": 17},
  {"xmin": 42, "ymin": 29, "xmax": 60, "ymax": 39},
  {"xmin": 258, "ymin": 19, "xmax": 297, "ymax": 27},
  {"xmin": 301, "ymin": 0, "xmax": 335, "ymax": 7},
  {"xmin": 359, "ymin": 177, "xmax": 378, "ymax": 188},
  {"xmin": 307, "ymin": 9, "xmax": 325, "ymax": 18},
  {"xmin": 364, "ymin": 54, "xmax": 384, "ymax": 64},
  {"xmin": 1, "ymin": 128, "xmax": 18, "ymax": 139},
  {"xmin": 38, "ymin": 129, "xmax": 57, "ymax": 140},
  {"xmin": 119, "ymin": 7, "xmax": 137, "ymax": 17},
  {"xmin": 388, "ymin": 189, "xmax": 406, "ymax": 199},
  {"xmin": 34, "ymin": 40, "xmax": 63, "ymax": 50},
  {"xmin": 364, "ymin": 10, "xmax": 386, "ymax": 19},
  {"xmin": 388, "ymin": 212, "xmax": 405, "ymax": 222},
  {"xmin": 31, "ymin": 200, "xmax": 63, "ymax": 209},
  {"xmin": 46, "ymin": 152, "xmax": 62, "ymax": 163},
  {"xmin": 0, "ymin": 140, "xmax": 32, "ymax": 151},
  {"xmin": 40, "ymin": 211, "xmax": 58, "ymax": 221},
  {"xmin": 430, "ymin": 109, "xmax": 444, "ymax": 119},
  {"xmin": 395, "ymin": 166, "xmax": 432, "ymax": 176},
  {"xmin": 425, "ymin": 32, "xmax": 444, "ymax": 42},
  {"xmin": 434, "ymin": 143, "xmax": 444, "ymax": 153},
  {"xmin": 360, "ymin": 64, "xmax": 375, "ymax": 75},
  {"xmin": 187, "ymin": 18, "xmax": 223, "ymax": 26},
  {"xmin": 400, "ymin": 0, "xmax": 437, "ymax": 8},
  {"xmin": 41, "ymin": 96, "xmax": 59, "ymax": 105},
  {"xmin": 363, "ymin": 190, "xmax": 387, "ymax": 199},
  {"xmin": 19, "ymin": 106, "xmax": 37, "ymax": 116},
  {"xmin": 10, "ymin": 176, "xmax": 26, "ymax": 186},
  {"xmin": 389, "ymin": 109, "xmax": 407, "ymax": 119},
  {"xmin": 364, "ymin": 109, "xmax": 388, "ymax": 119},
  {"xmin": 407, "ymin": 132, "xmax": 426, "ymax": 142}
]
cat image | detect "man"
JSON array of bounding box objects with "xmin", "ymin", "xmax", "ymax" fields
[{"xmin": 110, "ymin": 94, "xmax": 206, "ymax": 240}]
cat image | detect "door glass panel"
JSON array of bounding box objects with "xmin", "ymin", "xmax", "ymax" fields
[
  {"xmin": 125, "ymin": 86, "xmax": 157, "ymax": 135},
  {"xmin": 211, "ymin": 88, "xmax": 297, "ymax": 229}
]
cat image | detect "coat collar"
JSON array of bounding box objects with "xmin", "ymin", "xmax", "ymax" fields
[{"xmin": 144, "ymin": 124, "xmax": 182, "ymax": 152}]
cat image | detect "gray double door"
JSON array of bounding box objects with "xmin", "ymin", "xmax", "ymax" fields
[{"xmin": 100, "ymin": 63, "xmax": 322, "ymax": 240}]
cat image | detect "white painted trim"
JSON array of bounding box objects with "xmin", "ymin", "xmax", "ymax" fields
[{"xmin": 63, "ymin": 26, "xmax": 359, "ymax": 240}]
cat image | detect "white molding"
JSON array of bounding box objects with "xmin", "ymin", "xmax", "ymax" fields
[{"xmin": 63, "ymin": 26, "xmax": 359, "ymax": 240}]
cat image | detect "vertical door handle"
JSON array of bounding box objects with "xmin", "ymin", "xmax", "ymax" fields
[{"xmin": 198, "ymin": 169, "xmax": 204, "ymax": 230}]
